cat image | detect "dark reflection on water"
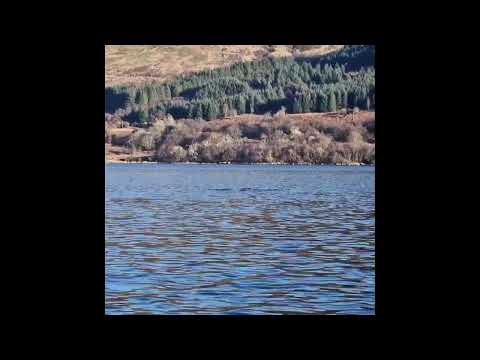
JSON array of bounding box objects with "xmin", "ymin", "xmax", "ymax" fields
[{"xmin": 105, "ymin": 164, "xmax": 375, "ymax": 315}]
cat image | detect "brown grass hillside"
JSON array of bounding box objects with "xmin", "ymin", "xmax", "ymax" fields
[{"xmin": 105, "ymin": 45, "xmax": 344, "ymax": 87}]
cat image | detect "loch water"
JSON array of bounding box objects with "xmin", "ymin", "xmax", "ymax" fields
[{"xmin": 105, "ymin": 164, "xmax": 375, "ymax": 315}]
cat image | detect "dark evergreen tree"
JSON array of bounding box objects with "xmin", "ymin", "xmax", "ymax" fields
[
  {"xmin": 205, "ymin": 101, "xmax": 218, "ymax": 120},
  {"xmin": 194, "ymin": 104, "xmax": 203, "ymax": 119},
  {"xmin": 247, "ymin": 94, "xmax": 255, "ymax": 113},
  {"xmin": 221, "ymin": 102, "xmax": 230, "ymax": 118},
  {"xmin": 302, "ymin": 93, "xmax": 313, "ymax": 113},
  {"xmin": 293, "ymin": 97, "xmax": 303, "ymax": 113},
  {"xmin": 235, "ymin": 96, "xmax": 246, "ymax": 114},
  {"xmin": 328, "ymin": 90, "xmax": 337, "ymax": 112},
  {"xmin": 318, "ymin": 92, "xmax": 328, "ymax": 112},
  {"xmin": 335, "ymin": 89, "xmax": 342, "ymax": 108},
  {"xmin": 138, "ymin": 109, "xmax": 149, "ymax": 124}
]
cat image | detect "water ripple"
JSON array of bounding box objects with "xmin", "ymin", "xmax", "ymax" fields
[{"xmin": 106, "ymin": 164, "xmax": 375, "ymax": 315}]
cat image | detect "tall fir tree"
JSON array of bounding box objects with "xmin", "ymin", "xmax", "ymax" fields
[
  {"xmin": 205, "ymin": 101, "xmax": 218, "ymax": 120},
  {"xmin": 302, "ymin": 94, "xmax": 313, "ymax": 113},
  {"xmin": 335, "ymin": 90, "xmax": 342, "ymax": 108},
  {"xmin": 249, "ymin": 94, "xmax": 255, "ymax": 113},
  {"xmin": 138, "ymin": 109, "xmax": 149, "ymax": 124},
  {"xmin": 318, "ymin": 93, "xmax": 328, "ymax": 112},
  {"xmin": 236, "ymin": 96, "xmax": 246, "ymax": 114},
  {"xmin": 222, "ymin": 102, "xmax": 229, "ymax": 118},
  {"xmin": 328, "ymin": 90, "xmax": 337, "ymax": 112},
  {"xmin": 293, "ymin": 97, "xmax": 303, "ymax": 113},
  {"xmin": 194, "ymin": 104, "xmax": 203, "ymax": 119}
]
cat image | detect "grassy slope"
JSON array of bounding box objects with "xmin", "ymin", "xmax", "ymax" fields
[{"xmin": 105, "ymin": 45, "xmax": 344, "ymax": 87}]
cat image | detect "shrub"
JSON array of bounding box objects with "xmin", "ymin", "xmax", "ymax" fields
[{"xmin": 114, "ymin": 111, "xmax": 374, "ymax": 164}]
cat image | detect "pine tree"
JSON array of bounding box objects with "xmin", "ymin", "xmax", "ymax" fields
[
  {"xmin": 186, "ymin": 104, "xmax": 193, "ymax": 119},
  {"xmin": 205, "ymin": 101, "xmax": 218, "ymax": 120},
  {"xmin": 194, "ymin": 104, "xmax": 203, "ymax": 119},
  {"xmin": 328, "ymin": 90, "xmax": 337, "ymax": 112},
  {"xmin": 212, "ymin": 101, "xmax": 219, "ymax": 119},
  {"xmin": 135, "ymin": 90, "xmax": 146, "ymax": 107},
  {"xmin": 318, "ymin": 92, "xmax": 328, "ymax": 112},
  {"xmin": 293, "ymin": 97, "xmax": 303, "ymax": 113},
  {"xmin": 236, "ymin": 96, "xmax": 246, "ymax": 114},
  {"xmin": 245, "ymin": 98, "xmax": 251, "ymax": 114},
  {"xmin": 335, "ymin": 89, "xmax": 342, "ymax": 108},
  {"xmin": 360, "ymin": 87, "xmax": 368, "ymax": 109},
  {"xmin": 138, "ymin": 109, "xmax": 149, "ymax": 124},
  {"xmin": 302, "ymin": 94, "xmax": 312, "ymax": 113},
  {"xmin": 222, "ymin": 102, "xmax": 229, "ymax": 118},
  {"xmin": 277, "ymin": 87, "xmax": 285, "ymax": 99},
  {"xmin": 164, "ymin": 85, "xmax": 171, "ymax": 99}
]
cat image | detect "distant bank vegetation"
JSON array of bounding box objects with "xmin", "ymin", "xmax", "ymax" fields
[
  {"xmin": 105, "ymin": 45, "xmax": 375, "ymax": 125},
  {"xmin": 106, "ymin": 112, "xmax": 375, "ymax": 165}
]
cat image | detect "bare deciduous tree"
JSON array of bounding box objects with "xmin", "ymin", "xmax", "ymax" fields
[{"xmin": 114, "ymin": 112, "xmax": 374, "ymax": 164}]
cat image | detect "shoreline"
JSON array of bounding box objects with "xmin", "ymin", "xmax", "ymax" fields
[{"xmin": 105, "ymin": 160, "xmax": 374, "ymax": 167}]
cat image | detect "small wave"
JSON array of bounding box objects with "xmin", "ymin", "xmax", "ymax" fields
[{"xmin": 239, "ymin": 187, "xmax": 279, "ymax": 192}]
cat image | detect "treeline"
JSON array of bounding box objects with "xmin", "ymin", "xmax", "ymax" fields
[
  {"xmin": 106, "ymin": 113, "xmax": 375, "ymax": 165},
  {"xmin": 105, "ymin": 45, "xmax": 375, "ymax": 124}
]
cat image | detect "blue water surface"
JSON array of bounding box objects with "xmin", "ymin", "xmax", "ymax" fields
[{"xmin": 105, "ymin": 164, "xmax": 375, "ymax": 315}]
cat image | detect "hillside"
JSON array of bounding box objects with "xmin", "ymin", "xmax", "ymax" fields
[
  {"xmin": 105, "ymin": 45, "xmax": 375, "ymax": 165},
  {"xmin": 105, "ymin": 45, "xmax": 374, "ymax": 123},
  {"xmin": 105, "ymin": 45, "xmax": 344, "ymax": 87}
]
